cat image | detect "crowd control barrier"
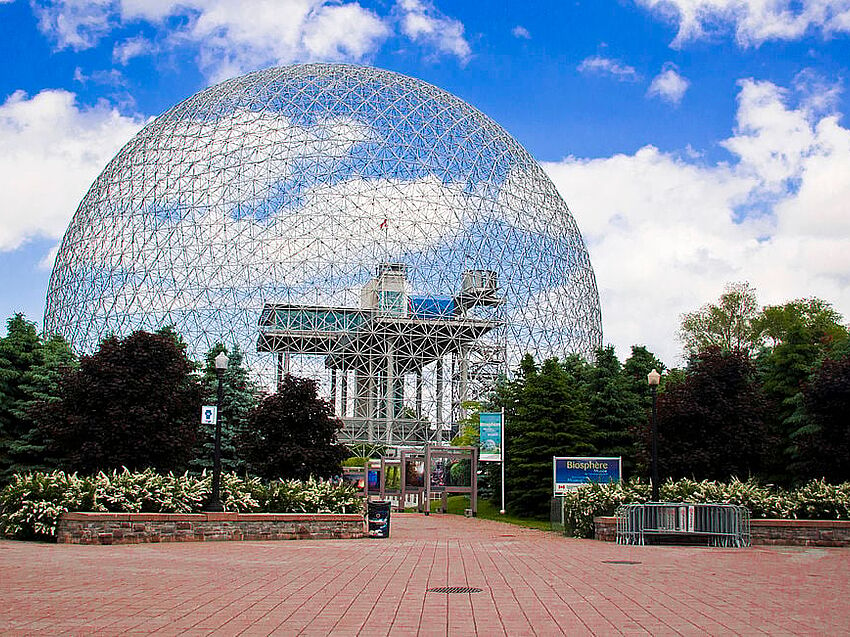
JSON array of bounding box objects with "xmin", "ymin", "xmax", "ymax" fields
[{"xmin": 616, "ymin": 503, "xmax": 750, "ymax": 547}]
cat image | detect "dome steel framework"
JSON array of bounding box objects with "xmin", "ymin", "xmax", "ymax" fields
[{"xmin": 44, "ymin": 63, "xmax": 602, "ymax": 448}]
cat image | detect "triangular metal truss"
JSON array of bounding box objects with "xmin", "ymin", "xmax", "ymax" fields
[{"xmin": 43, "ymin": 63, "xmax": 602, "ymax": 448}]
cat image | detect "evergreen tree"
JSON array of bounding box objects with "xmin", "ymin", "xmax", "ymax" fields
[
  {"xmin": 497, "ymin": 355, "xmax": 596, "ymax": 518},
  {"xmin": 6, "ymin": 335, "xmax": 77, "ymax": 477},
  {"xmin": 622, "ymin": 345, "xmax": 667, "ymax": 406},
  {"xmin": 0, "ymin": 315, "xmax": 40, "ymax": 480},
  {"xmin": 191, "ymin": 343, "xmax": 258, "ymax": 473},
  {"xmin": 0, "ymin": 315, "xmax": 73, "ymax": 482},
  {"xmin": 240, "ymin": 374, "xmax": 347, "ymax": 480},
  {"xmin": 588, "ymin": 346, "xmax": 643, "ymax": 478}
]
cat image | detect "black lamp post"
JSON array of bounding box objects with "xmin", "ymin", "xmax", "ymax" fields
[
  {"xmin": 647, "ymin": 368, "xmax": 661, "ymax": 502},
  {"xmin": 205, "ymin": 351, "xmax": 229, "ymax": 512}
]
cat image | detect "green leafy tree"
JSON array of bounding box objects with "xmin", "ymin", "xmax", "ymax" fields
[
  {"xmin": 191, "ymin": 343, "xmax": 258, "ymax": 473},
  {"xmin": 752, "ymin": 298, "xmax": 848, "ymax": 349},
  {"xmin": 495, "ymin": 354, "xmax": 596, "ymax": 518},
  {"xmin": 792, "ymin": 353, "xmax": 850, "ymax": 482},
  {"xmin": 38, "ymin": 329, "xmax": 202, "ymax": 473},
  {"xmin": 240, "ymin": 374, "xmax": 348, "ymax": 480},
  {"xmin": 622, "ymin": 345, "xmax": 667, "ymax": 404},
  {"xmin": 679, "ymin": 282, "xmax": 760, "ymax": 356},
  {"xmin": 755, "ymin": 300, "xmax": 848, "ymax": 481}
]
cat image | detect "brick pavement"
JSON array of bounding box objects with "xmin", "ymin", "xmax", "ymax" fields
[{"xmin": 1, "ymin": 512, "xmax": 849, "ymax": 636}]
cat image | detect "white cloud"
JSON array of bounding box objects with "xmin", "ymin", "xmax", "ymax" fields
[
  {"xmin": 512, "ymin": 25, "xmax": 531, "ymax": 39},
  {"xmin": 577, "ymin": 55, "xmax": 641, "ymax": 82},
  {"xmin": 0, "ymin": 89, "xmax": 144, "ymax": 251},
  {"xmin": 543, "ymin": 77, "xmax": 850, "ymax": 366},
  {"xmin": 647, "ymin": 64, "xmax": 690, "ymax": 104},
  {"xmin": 32, "ymin": 0, "xmax": 471, "ymax": 80},
  {"xmin": 637, "ymin": 0, "xmax": 850, "ymax": 47},
  {"xmin": 396, "ymin": 0, "xmax": 471, "ymax": 62}
]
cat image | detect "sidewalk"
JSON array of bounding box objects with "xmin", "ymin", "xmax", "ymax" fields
[{"xmin": 1, "ymin": 512, "xmax": 848, "ymax": 635}]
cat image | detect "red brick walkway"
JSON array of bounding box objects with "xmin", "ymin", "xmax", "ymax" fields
[{"xmin": 1, "ymin": 513, "xmax": 848, "ymax": 635}]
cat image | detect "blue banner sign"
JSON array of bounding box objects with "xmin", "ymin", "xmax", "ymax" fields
[
  {"xmin": 553, "ymin": 457, "xmax": 621, "ymax": 494},
  {"xmin": 479, "ymin": 412, "xmax": 502, "ymax": 462}
]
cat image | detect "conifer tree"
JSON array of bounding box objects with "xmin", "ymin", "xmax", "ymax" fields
[
  {"xmin": 499, "ymin": 355, "xmax": 596, "ymax": 518},
  {"xmin": 191, "ymin": 343, "xmax": 258, "ymax": 473}
]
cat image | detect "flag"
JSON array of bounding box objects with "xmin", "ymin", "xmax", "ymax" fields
[{"xmin": 379, "ymin": 218, "xmax": 388, "ymax": 230}]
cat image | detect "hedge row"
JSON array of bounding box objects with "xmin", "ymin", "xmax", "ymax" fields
[
  {"xmin": 561, "ymin": 477, "xmax": 850, "ymax": 538},
  {"xmin": 0, "ymin": 469, "xmax": 363, "ymax": 541}
]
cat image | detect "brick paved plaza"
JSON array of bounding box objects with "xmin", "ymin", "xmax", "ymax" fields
[{"xmin": 2, "ymin": 513, "xmax": 848, "ymax": 636}]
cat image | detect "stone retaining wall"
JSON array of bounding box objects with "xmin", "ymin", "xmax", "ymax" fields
[
  {"xmin": 57, "ymin": 512, "xmax": 366, "ymax": 545},
  {"xmin": 593, "ymin": 516, "xmax": 850, "ymax": 547}
]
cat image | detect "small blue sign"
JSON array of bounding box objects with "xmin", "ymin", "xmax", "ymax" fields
[
  {"xmin": 479, "ymin": 412, "xmax": 502, "ymax": 461},
  {"xmin": 553, "ymin": 457, "xmax": 621, "ymax": 494}
]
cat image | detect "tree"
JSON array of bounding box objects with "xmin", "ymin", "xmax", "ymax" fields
[
  {"xmin": 495, "ymin": 355, "xmax": 596, "ymax": 518},
  {"xmin": 191, "ymin": 343, "xmax": 258, "ymax": 473},
  {"xmin": 792, "ymin": 354, "xmax": 850, "ymax": 482},
  {"xmin": 38, "ymin": 329, "xmax": 201, "ymax": 474},
  {"xmin": 754, "ymin": 300, "xmax": 848, "ymax": 481},
  {"xmin": 5, "ymin": 334, "xmax": 77, "ymax": 477},
  {"xmin": 0, "ymin": 314, "xmax": 44, "ymax": 481},
  {"xmin": 752, "ymin": 298, "xmax": 848, "ymax": 349},
  {"xmin": 679, "ymin": 282, "xmax": 760, "ymax": 356},
  {"xmin": 587, "ymin": 346, "xmax": 643, "ymax": 478},
  {"xmin": 644, "ymin": 347, "xmax": 773, "ymax": 481},
  {"xmin": 240, "ymin": 374, "xmax": 348, "ymax": 480}
]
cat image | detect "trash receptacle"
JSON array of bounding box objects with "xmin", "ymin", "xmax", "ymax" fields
[{"xmin": 367, "ymin": 500, "xmax": 391, "ymax": 538}]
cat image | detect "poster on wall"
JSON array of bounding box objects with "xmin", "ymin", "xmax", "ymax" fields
[
  {"xmin": 479, "ymin": 412, "xmax": 503, "ymax": 461},
  {"xmin": 553, "ymin": 457, "xmax": 621, "ymax": 495},
  {"xmin": 405, "ymin": 459, "xmax": 425, "ymax": 488}
]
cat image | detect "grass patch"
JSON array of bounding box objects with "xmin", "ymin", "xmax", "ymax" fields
[{"xmin": 429, "ymin": 495, "xmax": 552, "ymax": 531}]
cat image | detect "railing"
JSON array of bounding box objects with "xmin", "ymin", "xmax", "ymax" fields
[{"xmin": 616, "ymin": 503, "xmax": 751, "ymax": 547}]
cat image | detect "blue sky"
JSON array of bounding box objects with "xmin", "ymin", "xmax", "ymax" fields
[{"xmin": 1, "ymin": 0, "xmax": 849, "ymax": 365}]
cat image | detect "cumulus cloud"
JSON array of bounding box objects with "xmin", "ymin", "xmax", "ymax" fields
[
  {"xmin": 512, "ymin": 25, "xmax": 531, "ymax": 39},
  {"xmin": 577, "ymin": 55, "xmax": 641, "ymax": 82},
  {"xmin": 543, "ymin": 77, "xmax": 850, "ymax": 365},
  {"xmin": 637, "ymin": 0, "xmax": 850, "ymax": 47},
  {"xmin": 396, "ymin": 0, "xmax": 471, "ymax": 62},
  {"xmin": 0, "ymin": 89, "xmax": 144, "ymax": 251},
  {"xmin": 647, "ymin": 64, "xmax": 690, "ymax": 104},
  {"xmin": 31, "ymin": 0, "xmax": 470, "ymax": 80}
]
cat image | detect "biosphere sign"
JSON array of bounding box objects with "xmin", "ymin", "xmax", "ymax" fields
[{"xmin": 553, "ymin": 457, "xmax": 621, "ymax": 495}]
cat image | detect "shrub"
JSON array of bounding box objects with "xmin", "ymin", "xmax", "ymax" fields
[
  {"xmin": 561, "ymin": 477, "xmax": 850, "ymax": 538},
  {"xmin": 0, "ymin": 469, "xmax": 363, "ymax": 541}
]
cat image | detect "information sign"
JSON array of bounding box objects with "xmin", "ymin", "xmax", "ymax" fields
[
  {"xmin": 553, "ymin": 457, "xmax": 621, "ymax": 495},
  {"xmin": 479, "ymin": 412, "xmax": 502, "ymax": 462},
  {"xmin": 200, "ymin": 405, "xmax": 217, "ymax": 425}
]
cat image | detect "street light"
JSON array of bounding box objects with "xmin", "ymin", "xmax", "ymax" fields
[
  {"xmin": 205, "ymin": 351, "xmax": 229, "ymax": 512},
  {"xmin": 647, "ymin": 368, "xmax": 661, "ymax": 502}
]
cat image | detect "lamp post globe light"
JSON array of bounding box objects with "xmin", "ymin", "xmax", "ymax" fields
[
  {"xmin": 205, "ymin": 351, "xmax": 229, "ymax": 512},
  {"xmin": 647, "ymin": 368, "xmax": 661, "ymax": 502}
]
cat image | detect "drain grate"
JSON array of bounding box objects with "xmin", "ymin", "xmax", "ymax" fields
[
  {"xmin": 427, "ymin": 586, "xmax": 484, "ymax": 594},
  {"xmin": 601, "ymin": 560, "xmax": 642, "ymax": 565}
]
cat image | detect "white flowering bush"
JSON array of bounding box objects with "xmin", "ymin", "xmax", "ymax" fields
[
  {"xmin": 0, "ymin": 470, "xmax": 364, "ymax": 541},
  {"xmin": 562, "ymin": 477, "xmax": 850, "ymax": 538}
]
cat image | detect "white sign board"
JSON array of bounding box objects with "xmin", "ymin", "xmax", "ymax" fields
[{"xmin": 200, "ymin": 405, "xmax": 217, "ymax": 425}]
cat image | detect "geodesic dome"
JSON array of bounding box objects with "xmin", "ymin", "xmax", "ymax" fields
[{"xmin": 44, "ymin": 63, "xmax": 601, "ymax": 446}]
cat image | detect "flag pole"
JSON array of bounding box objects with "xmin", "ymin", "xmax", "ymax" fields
[{"xmin": 500, "ymin": 407, "xmax": 506, "ymax": 515}]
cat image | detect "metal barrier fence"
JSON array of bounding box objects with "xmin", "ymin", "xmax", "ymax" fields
[{"xmin": 615, "ymin": 503, "xmax": 751, "ymax": 547}]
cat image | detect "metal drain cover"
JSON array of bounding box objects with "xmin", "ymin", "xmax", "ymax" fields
[
  {"xmin": 427, "ymin": 587, "xmax": 484, "ymax": 594},
  {"xmin": 601, "ymin": 560, "xmax": 642, "ymax": 565}
]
